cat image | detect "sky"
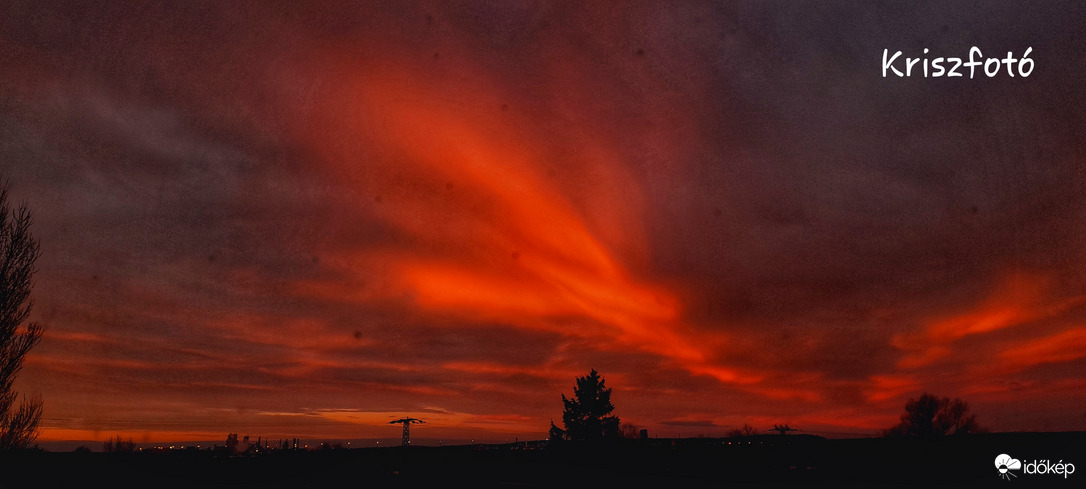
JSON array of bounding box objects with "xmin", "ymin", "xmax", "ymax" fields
[{"xmin": 2, "ymin": 1, "xmax": 1085, "ymax": 445}]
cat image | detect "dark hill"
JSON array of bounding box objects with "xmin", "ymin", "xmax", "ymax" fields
[{"xmin": 1, "ymin": 431, "xmax": 1082, "ymax": 488}]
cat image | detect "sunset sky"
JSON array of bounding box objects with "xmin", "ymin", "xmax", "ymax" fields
[{"xmin": 2, "ymin": 1, "xmax": 1085, "ymax": 445}]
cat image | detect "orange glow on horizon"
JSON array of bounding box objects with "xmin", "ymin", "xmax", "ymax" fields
[{"xmin": 37, "ymin": 428, "xmax": 227, "ymax": 444}]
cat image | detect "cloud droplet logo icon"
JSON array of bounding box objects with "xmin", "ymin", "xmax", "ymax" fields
[{"xmin": 995, "ymin": 454, "xmax": 1022, "ymax": 480}]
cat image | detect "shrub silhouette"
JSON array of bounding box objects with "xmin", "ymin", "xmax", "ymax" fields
[
  {"xmin": 103, "ymin": 436, "xmax": 136, "ymax": 453},
  {"xmin": 885, "ymin": 393, "xmax": 980, "ymax": 437}
]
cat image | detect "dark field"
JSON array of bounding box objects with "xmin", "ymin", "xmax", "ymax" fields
[{"xmin": 2, "ymin": 432, "xmax": 1082, "ymax": 488}]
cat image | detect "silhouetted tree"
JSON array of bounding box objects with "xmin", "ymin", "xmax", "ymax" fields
[
  {"xmin": 885, "ymin": 393, "xmax": 980, "ymax": 437},
  {"xmin": 548, "ymin": 420, "xmax": 566, "ymax": 441},
  {"xmin": 103, "ymin": 436, "xmax": 135, "ymax": 453},
  {"xmin": 619, "ymin": 422, "xmax": 640, "ymax": 440},
  {"xmin": 0, "ymin": 181, "xmax": 44, "ymax": 450},
  {"xmin": 559, "ymin": 369, "xmax": 620, "ymax": 441},
  {"xmin": 726, "ymin": 423, "xmax": 758, "ymax": 438}
]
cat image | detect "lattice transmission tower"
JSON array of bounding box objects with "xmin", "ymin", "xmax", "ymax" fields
[
  {"xmin": 771, "ymin": 424, "xmax": 797, "ymax": 435},
  {"xmin": 390, "ymin": 417, "xmax": 425, "ymax": 446}
]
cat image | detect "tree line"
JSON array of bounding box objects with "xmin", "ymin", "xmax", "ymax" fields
[{"xmin": 549, "ymin": 369, "xmax": 981, "ymax": 441}]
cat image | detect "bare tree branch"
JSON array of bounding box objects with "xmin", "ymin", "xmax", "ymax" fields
[{"xmin": 0, "ymin": 179, "xmax": 45, "ymax": 450}]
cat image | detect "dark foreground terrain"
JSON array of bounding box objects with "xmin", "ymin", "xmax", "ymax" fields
[{"xmin": 1, "ymin": 432, "xmax": 1082, "ymax": 488}]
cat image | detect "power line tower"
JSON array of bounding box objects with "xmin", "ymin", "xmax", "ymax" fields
[
  {"xmin": 390, "ymin": 417, "xmax": 425, "ymax": 446},
  {"xmin": 771, "ymin": 424, "xmax": 797, "ymax": 435}
]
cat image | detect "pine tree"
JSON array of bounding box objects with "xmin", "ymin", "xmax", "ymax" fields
[{"xmin": 560, "ymin": 369, "xmax": 620, "ymax": 441}]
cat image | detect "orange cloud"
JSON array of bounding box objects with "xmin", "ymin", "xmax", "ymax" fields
[
  {"xmin": 866, "ymin": 374, "xmax": 922, "ymax": 402},
  {"xmin": 893, "ymin": 273, "xmax": 1083, "ymax": 368},
  {"xmin": 997, "ymin": 326, "xmax": 1086, "ymax": 371},
  {"xmin": 441, "ymin": 361, "xmax": 580, "ymax": 381},
  {"xmin": 292, "ymin": 58, "xmax": 758, "ymax": 389}
]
